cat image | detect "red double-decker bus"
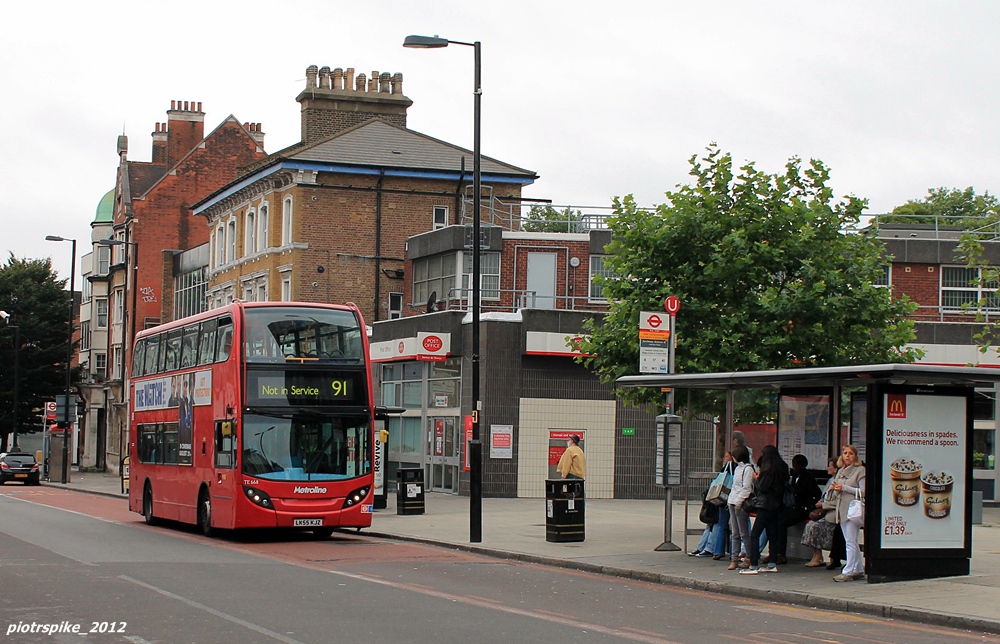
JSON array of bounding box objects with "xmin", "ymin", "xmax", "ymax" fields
[{"xmin": 127, "ymin": 301, "xmax": 376, "ymax": 538}]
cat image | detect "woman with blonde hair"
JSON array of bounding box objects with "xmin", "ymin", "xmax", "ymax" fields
[{"xmin": 831, "ymin": 445, "xmax": 866, "ymax": 582}]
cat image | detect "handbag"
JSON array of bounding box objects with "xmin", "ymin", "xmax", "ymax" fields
[
  {"xmin": 808, "ymin": 507, "xmax": 825, "ymax": 522},
  {"xmin": 782, "ymin": 479, "xmax": 797, "ymax": 509},
  {"xmin": 847, "ymin": 489, "xmax": 864, "ymax": 523},
  {"xmin": 699, "ymin": 497, "xmax": 718, "ymax": 525},
  {"xmin": 706, "ymin": 470, "xmax": 733, "ymax": 506}
]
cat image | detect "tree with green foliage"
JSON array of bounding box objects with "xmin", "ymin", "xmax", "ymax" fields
[
  {"xmin": 574, "ymin": 145, "xmax": 920, "ymax": 411},
  {"xmin": 878, "ymin": 187, "xmax": 1000, "ymax": 230},
  {"xmin": 521, "ymin": 205, "xmax": 583, "ymax": 233},
  {"xmin": 0, "ymin": 254, "xmax": 79, "ymax": 451}
]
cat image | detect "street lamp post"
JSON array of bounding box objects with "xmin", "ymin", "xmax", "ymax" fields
[
  {"xmin": 45, "ymin": 235, "xmax": 76, "ymax": 484},
  {"xmin": 404, "ymin": 34, "xmax": 483, "ymax": 543},
  {"xmin": 0, "ymin": 311, "xmax": 18, "ymax": 451}
]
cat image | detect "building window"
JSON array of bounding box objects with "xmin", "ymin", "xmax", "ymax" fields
[
  {"xmin": 112, "ymin": 346, "xmax": 122, "ymax": 381},
  {"xmin": 257, "ymin": 282, "xmax": 266, "ymax": 303},
  {"xmin": 113, "ymin": 289, "xmax": 124, "ymax": 326},
  {"xmin": 281, "ymin": 274, "xmax": 291, "ymax": 301},
  {"xmin": 245, "ymin": 209, "xmax": 256, "ymax": 256},
  {"xmin": 80, "ymin": 320, "xmax": 90, "ymax": 351},
  {"xmin": 282, "ymin": 197, "xmax": 293, "ymax": 246},
  {"xmin": 94, "ymin": 353, "xmax": 107, "ymax": 380},
  {"xmin": 174, "ymin": 268, "xmax": 207, "ymax": 320},
  {"xmin": 96, "ymin": 299, "xmax": 109, "ymax": 328},
  {"xmin": 259, "ymin": 203, "xmax": 269, "ymax": 250},
  {"xmin": 413, "ymin": 253, "xmax": 458, "ymax": 305},
  {"xmin": 389, "ymin": 292, "xmax": 403, "ymax": 319},
  {"xmin": 433, "ymin": 206, "xmax": 449, "ymax": 230},
  {"xmin": 589, "ymin": 256, "xmax": 615, "ymax": 300},
  {"xmin": 941, "ymin": 266, "xmax": 999, "ymax": 311},
  {"xmin": 875, "ymin": 264, "xmax": 891, "ymax": 287},
  {"xmin": 97, "ymin": 246, "xmax": 110, "ymax": 276},
  {"xmin": 227, "ymin": 219, "xmax": 236, "ymax": 264},
  {"xmin": 82, "ymin": 276, "xmax": 92, "ymax": 302},
  {"xmin": 215, "ymin": 225, "xmax": 225, "ymax": 268},
  {"xmin": 462, "ymin": 251, "xmax": 500, "ymax": 300}
]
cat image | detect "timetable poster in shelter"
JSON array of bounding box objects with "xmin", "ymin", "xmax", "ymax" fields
[
  {"xmin": 881, "ymin": 393, "xmax": 966, "ymax": 550},
  {"xmin": 548, "ymin": 430, "xmax": 586, "ymax": 480}
]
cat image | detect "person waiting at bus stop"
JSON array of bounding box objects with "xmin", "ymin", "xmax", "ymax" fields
[{"xmin": 557, "ymin": 434, "xmax": 586, "ymax": 481}]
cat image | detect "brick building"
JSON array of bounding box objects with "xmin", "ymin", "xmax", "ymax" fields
[
  {"xmin": 90, "ymin": 102, "xmax": 266, "ymax": 474},
  {"xmin": 192, "ymin": 65, "xmax": 537, "ymax": 325}
]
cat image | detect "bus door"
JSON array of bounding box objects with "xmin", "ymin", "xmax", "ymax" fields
[
  {"xmin": 427, "ymin": 417, "xmax": 459, "ymax": 493},
  {"xmin": 212, "ymin": 419, "xmax": 239, "ymax": 527}
]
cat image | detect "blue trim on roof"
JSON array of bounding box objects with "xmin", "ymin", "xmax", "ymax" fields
[{"xmin": 193, "ymin": 160, "xmax": 535, "ymax": 215}]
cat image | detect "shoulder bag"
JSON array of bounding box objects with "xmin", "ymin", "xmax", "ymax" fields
[{"xmin": 847, "ymin": 489, "xmax": 864, "ymax": 523}]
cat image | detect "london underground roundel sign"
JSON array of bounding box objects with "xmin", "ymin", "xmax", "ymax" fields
[
  {"xmin": 664, "ymin": 296, "xmax": 681, "ymax": 316},
  {"xmin": 422, "ymin": 335, "xmax": 443, "ymax": 352}
]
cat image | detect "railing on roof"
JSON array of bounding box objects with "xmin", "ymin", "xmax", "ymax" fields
[
  {"xmin": 458, "ymin": 187, "xmax": 614, "ymax": 233},
  {"xmin": 911, "ymin": 304, "xmax": 1000, "ymax": 324},
  {"xmin": 867, "ymin": 213, "xmax": 1000, "ymax": 240}
]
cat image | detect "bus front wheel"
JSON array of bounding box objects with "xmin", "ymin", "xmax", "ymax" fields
[
  {"xmin": 143, "ymin": 484, "xmax": 158, "ymax": 526},
  {"xmin": 198, "ymin": 490, "xmax": 215, "ymax": 538}
]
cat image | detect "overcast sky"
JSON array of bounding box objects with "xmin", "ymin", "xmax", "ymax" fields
[{"xmin": 3, "ymin": 1, "xmax": 998, "ymax": 283}]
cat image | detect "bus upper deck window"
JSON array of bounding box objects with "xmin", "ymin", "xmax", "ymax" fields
[{"xmin": 217, "ymin": 318, "xmax": 234, "ymax": 362}]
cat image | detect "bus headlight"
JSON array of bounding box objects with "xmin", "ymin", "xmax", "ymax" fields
[
  {"xmin": 243, "ymin": 486, "xmax": 274, "ymax": 509},
  {"xmin": 343, "ymin": 486, "xmax": 370, "ymax": 508}
]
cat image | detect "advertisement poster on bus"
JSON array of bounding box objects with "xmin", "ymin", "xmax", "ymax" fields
[
  {"xmin": 881, "ymin": 393, "xmax": 966, "ymax": 550},
  {"xmin": 548, "ymin": 430, "xmax": 585, "ymax": 479}
]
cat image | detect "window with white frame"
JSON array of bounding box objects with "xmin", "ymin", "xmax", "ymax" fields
[
  {"xmin": 112, "ymin": 346, "xmax": 122, "ymax": 381},
  {"xmin": 113, "ymin": 289, "xmax": 124, "ymax": 326},
  {"xmin": 215, "ymin": 225, "xmax": 224, "ymax": 268},
  {"xmin": 941, "ymin": 266, "xmax": 999, "ymax": 311},
  {"xmin": 259, "ymin": 203, "xmax": 269, "ymax": 250},
  {"xmin": 433, "ymin": 205, "xmax": 449, "ymax": 230},
  {"xmin": 243, "ymin": 285, "xmax": 254, "ymax": 301},
  {"xmin": 82, "ymin": 276, "xmax": 92, "ymax": 302},
  {"xmin": 589, "ymin": 255, "xmax": 615, "ymax": 300},
  {"xmin": 97, "ymin": 246, "xmax": 110, "ymax": 275},
  {"xmin": 281, "ymin": 274, "xmax": 292, "ymax": 301},
  {"xmin": 80, "ymin": 321, "xmax": 90, "ymax": 351},
  {"xmin": 282, "ymin": 196, "xmax": 293, "ymax": 245},
  {"xmin": 245, "ymin": 209, "xmax": 256, "ymax": 256},
  {"xmin": 462, "ymin": 251, "xmax": 500, "ymax": 299},
  {"xmin": 389, "ymin": 292, "xmax": 403, "ymax": 319},
  {"xmin": 257, "ymin": 282, "xmax": 266, "ymax": 303},
  {"xmin": 875, "ymin": 264, "xmax": 891, "ymax": 287},
  {"xmin": 413, "ymin": 253, "xmax": 458, "ymax": 305},
  {"xmin": 96, "ymin": 299, "xmax": 109, "ymax": 328},
  {"xmin": 227, "ymin": 219, "xmax": 236, "ymax": 263},
  {"xmin": 94, "ymin": 353, "xmax": 107, "ymax": 380}
]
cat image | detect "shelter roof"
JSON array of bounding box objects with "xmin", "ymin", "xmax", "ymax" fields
[{"xmin": 616, "ymin": 363, "xmax": 1000, "ymax": 391}]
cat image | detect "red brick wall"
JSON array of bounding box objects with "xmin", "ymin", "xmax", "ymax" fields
[{"xmin": 890, "ymin": 263, "xmax": 940, "ymax": 320}]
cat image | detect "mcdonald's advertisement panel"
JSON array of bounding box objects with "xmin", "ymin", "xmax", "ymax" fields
[{"xmin": 881, "ymin": 392, "xmax": 966, "ymax": 550}]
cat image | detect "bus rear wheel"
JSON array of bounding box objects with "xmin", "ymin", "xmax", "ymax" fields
[
  {"xmin": 312, "ymin": 527, "xmax": 335, "ymax": 539},
  {"xmin": 198, "ymin": 490, "xmax": 215, "ymax": 538},
  {"xmin": 143, "ymin": 484, "xmax": 158, "ymax": 526}
]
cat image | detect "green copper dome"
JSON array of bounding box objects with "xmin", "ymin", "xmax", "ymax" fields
[{"xmin": 94, "ymin": 188, "xmax": 114, "ymax": 224}]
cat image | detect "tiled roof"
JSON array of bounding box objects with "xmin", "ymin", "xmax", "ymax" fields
[
  {"xmin": 289, "ymin": 119, "xmax": 536, "ymax": 178},
  {"xmin": 127, "ymin": 163, "xmax": 167, "ymax": 198}
]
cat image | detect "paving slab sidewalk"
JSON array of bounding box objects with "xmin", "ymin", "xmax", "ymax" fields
[{"xmin": 45, "ymin": 472, "xmax": 1000, "ymax": 634}]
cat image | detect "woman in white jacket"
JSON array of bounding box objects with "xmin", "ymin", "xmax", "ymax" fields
[{"xmin": 727, "ymin": 444, "xmax": 754, "ymax": 570}]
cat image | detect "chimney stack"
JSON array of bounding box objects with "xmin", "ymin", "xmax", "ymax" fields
[
  {"xmin": 296, "ymin": 64, "xmax": 412, "ymax": 145},
  {"xmin": 151, "ymin": 122, "xmax": 168, "ymax": 164},
  {"xmin": 165, "ymin": 100, "xmax": 205, "ymax": 166},
  {"xmin": 244, "ymin": 122, "xmax": 266, "ymax": 147}
]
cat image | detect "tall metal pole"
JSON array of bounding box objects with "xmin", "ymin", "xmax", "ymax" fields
[
  {"xmin": 12, "ymin": 324, "xmax": 19, "ymax": 450},
  {"xmin": 469, "ymin": 40, "xmax": 483, "ymax": 544},
  {"xmin": 62, "ymin": 239, "xmax": 76, "ymax": 484}
]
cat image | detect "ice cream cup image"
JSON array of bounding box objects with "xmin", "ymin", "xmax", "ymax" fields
[
  {"xmin": 889, "ymin": 458, "xmax": 922, "ymax": 507},
  {"xmin": 921, "ymin": 471, "xmax": 955, "ymax": 519}
]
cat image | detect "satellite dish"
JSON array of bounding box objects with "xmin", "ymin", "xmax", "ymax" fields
[{"xmin": 426, "ymin": 291, "xmax": 437, "ymax": 314}]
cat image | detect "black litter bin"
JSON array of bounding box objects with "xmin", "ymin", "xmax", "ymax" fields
[
  {"xmin": 396, "ymin": 468, "xmax": 425, "ymax": 515},
  {"xmin": 545, "ymin": 479, "xmax": 585, "ymax": 542}
]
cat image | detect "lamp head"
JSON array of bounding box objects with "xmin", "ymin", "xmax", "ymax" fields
[
  {"xmin": 403, "ymin": 34, "xmax": 449, "ymax": 49},
  {"xmin": 0, "ymin": 311, "xmax": 8, "ymax": 321},
  {"xmin": 45, "ymin": 235, "xmax": 65, "ymax": 242},
  {"xmin": 97, "ymin": 239, "xmax": 124, "ymax": 246}
]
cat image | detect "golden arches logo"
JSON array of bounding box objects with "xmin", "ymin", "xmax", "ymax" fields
[{"xmin": 887, "ymin": 394, "xmax": 906, "ymax": 418}]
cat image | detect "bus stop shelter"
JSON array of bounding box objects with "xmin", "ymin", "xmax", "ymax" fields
[{"xmin": 617, "ymin": 363, "xmax": 1000, "ymax": 583}]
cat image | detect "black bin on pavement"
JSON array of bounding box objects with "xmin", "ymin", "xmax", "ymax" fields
[
  {"xmin": 396, "ymin": 468, "xmax": 425, "ymax": 515},
  {"xmin": 545, "ymin": 479, "xmax": 585, "ymax": 542}
]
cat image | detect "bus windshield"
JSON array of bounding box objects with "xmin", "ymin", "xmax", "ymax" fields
[
  {"xmin": 244, "ymin": 307, "xmax": 363, "ymax": 363},
  {"xmin": 242, "ymin": 412, "xmax": 371, "ymax": 482}
]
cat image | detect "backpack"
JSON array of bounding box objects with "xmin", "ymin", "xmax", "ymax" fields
[{"xmin": 782, "ymin": 479, "xmax": 796, "ymax": 509}]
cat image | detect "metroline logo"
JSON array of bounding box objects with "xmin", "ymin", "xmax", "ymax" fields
[
  {"xmin": 887, "ymin": 394, "xmax": 906, "ymax": 419},
  {"xmin": 294, "ymin": 486, "xmax": 328, "ymax": 494}
]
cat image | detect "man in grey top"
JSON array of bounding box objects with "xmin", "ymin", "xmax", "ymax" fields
[{"xmin": 732, "ymin": 430, "xmax": 754, "ymax": 464}]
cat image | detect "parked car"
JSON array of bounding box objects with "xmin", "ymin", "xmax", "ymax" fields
[{"xmin": 0, "ymin": 452, "xmax": 41, "ymax": 485}]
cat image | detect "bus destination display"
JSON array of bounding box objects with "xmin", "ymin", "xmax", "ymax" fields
[{"xmin": 246, "ymin": 371, "xmax": 362, "ymax": 406}]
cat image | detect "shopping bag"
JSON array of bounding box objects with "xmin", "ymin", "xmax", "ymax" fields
[
  {"xmin": 706, "ymin": 470, "xmax": 733, "ymax": 506},
  {"xmin": 847, "ymin": 490, "xmax": 864, "ymax": 523}
]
